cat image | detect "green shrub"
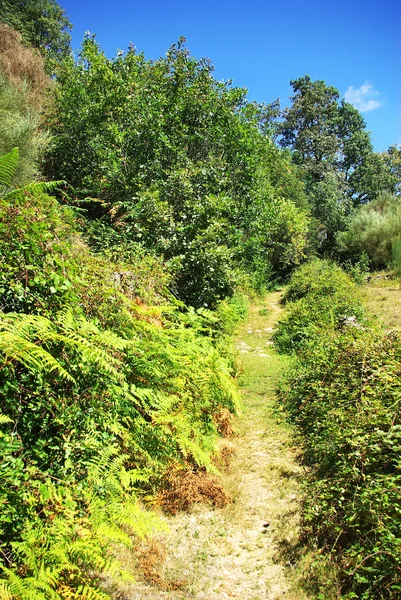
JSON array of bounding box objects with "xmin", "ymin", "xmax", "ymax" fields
[
  {"xmin": 282, "ymin": 259, "xmax": 357, "ymax": 304},
  {"xmin": 277, "ymin": 259, "xmax": 401, "ymax": 598},
  {"xmin": 337, "ymin": 192, "xmax": 401, "ymax": 268},
  {"xmin": 274, "ymin": 260, "xmax": 364, "ymax": 353},
  {"xmin": 279, "ymin": 328, "xmax": 401, "ymax": 599},
  {"xmin": 0, "ymin": 149, "xmax": 241, "ymax": 597}
]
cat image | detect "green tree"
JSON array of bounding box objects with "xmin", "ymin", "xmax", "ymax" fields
[
  {"xmin": 45, "ymin": 36, "xmax": 309, "ymax": 305},
  {"xmin": 382, "ymin": 144, "xmax": 401, "ymax": 195},
  {"xmin": 278, "ymin": 75, "xmax": 377, "ymax": 196},
  {"xmin": 279, "ymin": 75, "xmax": 342, "ymax": 182},
  {"xmin": 278, "ymin": 75, "xmax": 399, "ymax": 250},
  {"xmin": 0, "ymin": 0, "xmax": 72, "ymax": 72}
]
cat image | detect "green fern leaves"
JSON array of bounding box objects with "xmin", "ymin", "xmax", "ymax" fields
[
  {"xmin": 0, "ymin": 145, "xmax": 65, "ymax": 200},
  {"xmin": 0, "ymin": 148, "xmax": 241, "ymax": 598},
  {"xmin": 0, "ymin": 147, "xmax": 19, "ymax": 197}
]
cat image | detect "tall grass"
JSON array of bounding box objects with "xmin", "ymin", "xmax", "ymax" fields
[{"xmin": 392, "ymin": 238, "xmax": 401, "ymax": 282}]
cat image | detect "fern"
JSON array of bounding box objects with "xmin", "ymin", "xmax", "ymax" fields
[
  {"xmin": 0, "ymin": 413, "xmax": 12, "ymax": 425},
  {"xmin": 4, "ymin": 180, "xmax": 66, "ymax": 202},
  {"xmin": 0, "ymin": 323, "xmax": 74, "ymax": 381},
  {"xmin": 0, "ymin": 146, "xmax": 65, "ymax": 200},
  {"xmin": 0, "ymin": 149, "xmax": 241, "ymax": 598},
  {"xmin": 0, "ymin": 147, "xmax": 19, "ymax": 196},
  {"xmin": 0, "ymin": 310, "xmax": 129, "ymax": 382},
  {"xmin": 86, "ymin": 446, "xmax": 165, "ymax": 544}
]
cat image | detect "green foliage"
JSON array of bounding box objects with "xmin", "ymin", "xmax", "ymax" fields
[
  {"xmin": 0, "ymin": 151, "xmax": 242, "ymax": 597},
  {"xmin": 277, "ymin": 76, "xmax": 399, "ymax": 251},
  {"xmin": 0, "ymin": 146, "xmax": 19, "ymax": 193},
  {"xmin": 0, "ymin": 175, "xmax": 74, "ymax": 314},
  {"xmin": 44, "ymin": 36, "xmax": 309, "ymax": 306},
  {"xmin": 337, "ymin": 192, "xmax": 401, "ymax": 268},
  {"xmin": 392, "ymin": 239, "xmax": 401, "ymax": 282},
  {"xmin": 348, "ymin": 149, "xmax": 401, "ymax": 204},
  {"xmin": 274, "ymin": 259, "xmax": 363, "ymax": 353},
  {"xmin": 0, "ymin": 74, "xmax": 49, "ymax": 185},
  {"xmin": 279, "ymin": 76, "xmax": 346, "ymax": 180},
  {"xmin": 277, "ymin": 260, "xmax": 401, "ymax": 598},
  {"xmin": 243, "ymin": 187, "xmax": 310, "ymax": 287}
]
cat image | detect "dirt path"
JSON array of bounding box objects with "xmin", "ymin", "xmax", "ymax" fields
[{"xmin": 124, "ymin": 292, "xmax": 310, "ymax": 600}]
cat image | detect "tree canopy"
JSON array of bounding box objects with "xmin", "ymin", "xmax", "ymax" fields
[
  {"xmin": 44, "ymin": 36, "xmax": 309, "ymax": 306},
  {"xmin": 277, "ymin": 75, "xmax": 398, "ymax": 249}
]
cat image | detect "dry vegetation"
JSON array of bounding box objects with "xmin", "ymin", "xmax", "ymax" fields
[
  {"xmin": 156, "ymin": 465, "xmax": 232, "ymax": 515},
  {"xmin": 361, "ymin": 272, "xmax": 401, "ymax": 330},
  {"xmin": 0, "ymin": 23, "xmax": 50, "ymax": 109}
]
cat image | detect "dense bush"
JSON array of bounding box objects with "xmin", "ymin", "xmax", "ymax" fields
[
  {"xmin": 274, "ymin": 259, "xmax": 364, "ymax": 353},
  {"xmin": 44, "ymin": 36, "xmax": 309, "ymax": 306},
  {"xmin": 277, "ymin": 260, "xmax": 401, "ymax": 598},
  {"xmin": 0, "ymin": 151, "xmax": 242, "ymax": 598},
  {"xmin": 337, "ymin": 192, "xmax": 401, "ymax": 268}
]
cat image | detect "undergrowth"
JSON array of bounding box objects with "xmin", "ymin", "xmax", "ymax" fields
[
  {"xmin": 276, "ymin": 259, "xmax": 401, "ymax": 599},
  {"xmin": 0, "ymin": 149, "xmax": 244, "ymax": 598},
  {"xmin": 274, "ymin": 259, "xmax": 364, "ymax": 353}
]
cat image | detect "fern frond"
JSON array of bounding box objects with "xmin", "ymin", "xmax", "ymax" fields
[
  {"xmin": 4, "ymin": 180, "xmax": 66, "ymax": 201},
  {"xmin": 0, "ymin": 147, "xmax": 19, "ymax": 196},
  {"xmin": 0, "ymin": 580, "xmax": 12, "ymax": 600},
  {"xmin": 0, "ymin": 329, "xmax": 74, "ymax": 381},
  {"xmin": 0, "ymin": 413, "xmax": 12, "ymax": 425},
  {"xmin": 73, "ymin": 585, "xmax": 109, "ymax": 600},
  {"xmin": 0, "ymin": 309, "xmax": 131, "ymax": 382},
  {"xmin": 0, "ymin": 567, "xmax": 57, "ymax": 600},
  {"xmin": 21, "ymin": 180, "xmax": 66, "ymax": 195}
]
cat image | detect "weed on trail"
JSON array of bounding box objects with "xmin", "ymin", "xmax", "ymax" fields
[{"xmin": 156, "ymin": 465, "xmax": 231, "ymax": 515}]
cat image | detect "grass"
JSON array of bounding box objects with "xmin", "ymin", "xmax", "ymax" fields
[{"xmin": 360, "ymin": 271, "xmax": 401, "ymax": 330}]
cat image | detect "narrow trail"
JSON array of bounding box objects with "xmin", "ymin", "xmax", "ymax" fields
[{"xmin": 126, "ymin": 292, "xmax": 310, "ymax": 600}]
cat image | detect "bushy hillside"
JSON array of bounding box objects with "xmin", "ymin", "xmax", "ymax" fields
[
  {"xmin": 0, "ymin": 1, "xmax": 400, "ymax": 597},
  {"xmin": 276, "ymin": 261, "xmax": 401, "ymax": 599},
  {"xmin": 0, "ymin": 148, "xmax": 243, "ymax": 598},
  {"xmin": 43, "ymin": 35, "xmax": 310, "ymax": 307}
]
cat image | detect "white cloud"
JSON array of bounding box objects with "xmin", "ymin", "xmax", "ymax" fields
[{"xmin": 344, "ymin": 82, "xmax": 384, "ymax": 112}]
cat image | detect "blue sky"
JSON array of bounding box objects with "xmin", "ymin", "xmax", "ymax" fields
[{"xmin": 62, "ymin": 0, "xmax": 400, "ymax": 152}]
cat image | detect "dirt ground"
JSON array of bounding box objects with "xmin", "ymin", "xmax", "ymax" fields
[{"xmin": 119, "ymin": 292, "xmax": 312, "ymax": 600}]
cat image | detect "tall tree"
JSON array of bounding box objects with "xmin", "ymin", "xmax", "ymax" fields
[
  {"xmin": 278, "ymin": 75, "xmax": 399, "ymax": 250},
  {"xmin": 278, "ymin": 76, "xmax": 375, "ymax": 194},
  {"xmin": 279, "ymin": 76, "xmax": 342, "ymax": 182}
]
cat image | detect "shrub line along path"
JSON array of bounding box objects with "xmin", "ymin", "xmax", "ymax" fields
[{"xmin": 126, "ymin": 292, "xmax": 310, "ymax": 600}]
